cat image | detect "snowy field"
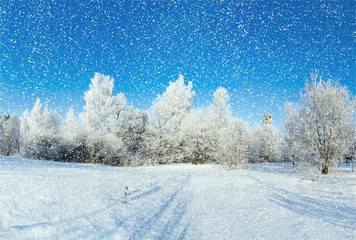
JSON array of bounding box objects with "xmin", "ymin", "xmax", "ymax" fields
[{"xmin": 0, "ymin": 156, "xmax": 355, "ymax": 240}]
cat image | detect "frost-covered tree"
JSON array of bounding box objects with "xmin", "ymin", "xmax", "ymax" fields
[
  {"xmin": 111, "ymin": 93, "xmax": 146, "ymax": 155},
  {"xmin": 250, "ymin": 114, "xmax": 281, "ymax": 163},
  {"xmin": 142, "ymin": 115, "xmax": 168, "ymax": 164},
  {"xmin": 59, "ymin": 108, "xmax": 87, "ymax": 162},
  {"xmin": 352, "ymin": 134, "xmax": 356, "ymax": 160},
  {"xmin": 219, "ymin": 118, "xmax": 252, "ymax": 169},
  {"xmin": 20, "ymin": 98, "xmax": 62, "ymax": 160},
  {"xmin": 211, "ymin": 87, "xmax": 231, "ymax": 129},
  {"xmin": 180, "ymin": 109, "xmax": 212, "ymax": 164},
  {"xmin": 283, "ymin": 103, "xmax": 302, "ymax": 165},
  {"xmin": 80, "ymin": 73, "xmax": 126, "ymax": 165},
  {"xmin": 143, "ymin": 75, "xmax": 195, "ymax": 164},
  {"xmin": 352, "ymin": 135, "xmax": 356, "ymax": 172},
  {"xmin": 80, "ymin": 73, "xmax": 117, "ymax": 134},
  {"xmin": 115, "ymin": 106, "xmax": 147, "ymax": 166},
  {"xmin": 123, "ymin": 109, "xmax": 147, "ymax": 155},
  {"xmin": 285, "ymin": 76, "xmax": 355, "ymax": 174},
  {"xmin": 0, "ymin": 114, "xmax": 20, "ymax": 156},
  {"xmin": 203, "ymin": 87, "xmax": 232, "ymax": 163},
  {"xmin": 61, "ymin": 108, "xmax": 82, "ymax": 146}
]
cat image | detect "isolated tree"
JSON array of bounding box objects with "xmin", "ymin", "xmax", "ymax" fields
[
  {"xmin": 0, "ymin": 114, "xmax": 20, "ymax": 156},
  {"xmin": 286, "ymin": 75, "xmax": 355, "ymax": 174}
]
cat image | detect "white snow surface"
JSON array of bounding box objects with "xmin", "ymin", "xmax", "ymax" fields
[{"xmin": 0, "ymin": 156, "xmax": 355, "ymax": 240}]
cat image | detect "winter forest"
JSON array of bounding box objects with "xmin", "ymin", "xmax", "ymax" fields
[
  {"xmin": 1, "ymin": 1, "xmax": 356, "ymax": 238},
  {"xmin": 1, "ymin": 73, "xmax": 355, "ymax": 176}
]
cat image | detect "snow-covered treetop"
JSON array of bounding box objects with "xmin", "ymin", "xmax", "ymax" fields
[
  {"xmin": 80, "ymin": 73, "xmax": 128, "ymax": 135},
  {"xmin": 149, "ymin": 74, "xmax": 195, "ymax": 131},
  {"xmin": 262, "ymin": 113, "xmax": 272, "ymax": 125},
  {"xmin": 209, "ymin": 87, "xmax": 231, "ymax": 129},
  {"xmin": 21, "ymin": 98, "xmax": 61, "ymax": 140},
  {"xmin": 156, "ymin": 74, "xmax": 195, "ymax": 115}
]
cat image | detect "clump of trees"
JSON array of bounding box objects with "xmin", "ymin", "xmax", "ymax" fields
[
  {"xmin": 1, "ymin": 73, "xmax": 354, "ymax": 174},
  {"xmin": 142, "ymin": 74, "xmax": 195, "ymax": 164},
  {"xmin": 20, "ymin": 98, "xmax": 62, "ymax": 160}
]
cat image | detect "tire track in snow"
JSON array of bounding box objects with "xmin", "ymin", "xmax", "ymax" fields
[
  {"xmin": 247, "ymin": 171, "xmax": 356, "ymax": 230},
  {"xmin": 129, "ymin": 173, "xmax": 192, "ymax": 240}
]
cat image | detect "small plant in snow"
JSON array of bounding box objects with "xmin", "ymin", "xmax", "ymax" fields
[
  {"xmin": 110, "ymin": 189, "xmax": 117, "ymax": 200},
  {"xmin": 329, "ymin": 161, "xmax": 346, "ymax": 194},
  {"xmin": 307, "ymin": 164, "xmax": 320, "ymax": 181},
  {"xmin": 192, "ymin": 153, "xmax": 203, "ymax": 165},
  {"xmin": 124, "ymin": 186, "xmax": 129, "ymax": 203}
]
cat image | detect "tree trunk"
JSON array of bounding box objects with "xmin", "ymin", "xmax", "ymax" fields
[{"xmin": 321, "ymin": 165, "xmax": 329, "ymax": 174}]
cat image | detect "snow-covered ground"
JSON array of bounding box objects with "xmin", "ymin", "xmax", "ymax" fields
[{"xmin": 0, "ymin": 156, "xmax": 355, "ymax": 240}]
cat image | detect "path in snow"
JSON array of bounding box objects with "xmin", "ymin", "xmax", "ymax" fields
[{"xmin": 0, "ymin": 157, "xmax": 355, "ymax": 239}]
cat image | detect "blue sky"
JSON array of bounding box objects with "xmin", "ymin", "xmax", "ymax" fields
[{"xmin": 0, "ymin": 0, "xmax": 354, "ymax": 127}]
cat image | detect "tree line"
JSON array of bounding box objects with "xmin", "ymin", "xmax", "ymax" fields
[{"xmin": 0, "ymin": 73, "xmax": 355, "ymax": 175}]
